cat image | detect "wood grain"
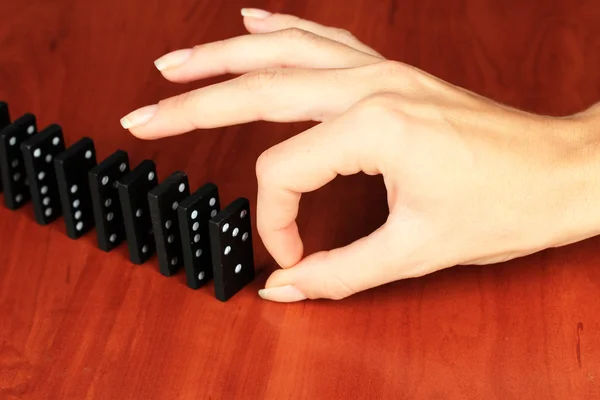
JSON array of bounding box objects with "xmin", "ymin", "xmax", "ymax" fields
[{"xmin": 1, "ymin": 0, "xmax": 600, "ymax": 398}]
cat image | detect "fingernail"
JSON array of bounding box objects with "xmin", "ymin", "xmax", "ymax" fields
[
  {"xmin": 258, "ymin": 285, "xmax": 307, "ymax": 302},
  {"xmin": 241, "ymin": 8, "xmax": 272, "ymax": 19},
  {"xmin": 154, "ymin": 48, "xmax": 193, "ymax": 71},
  {"xmin": 120, "ymin": 105, "xmax": 158, "ymax": 129}
]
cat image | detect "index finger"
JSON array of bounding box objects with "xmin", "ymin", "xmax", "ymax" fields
[{"xmin": 256, "ymin": 99, "xmax": 384, "ymax": 268}]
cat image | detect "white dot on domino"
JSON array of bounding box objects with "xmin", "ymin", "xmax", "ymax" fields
[
  {"xmin": 15, "ymin": 194, "xmax": 23, "ymax": 203},
  {"xmin": 192, "ymin": 222, "xmax": 199, "ymax": 231},
  {"xmin": 45, "ymin": 208, "xmax": 52, "ymax": 217},
  {"xmin": 85, "ymin": 150, "xmax": 92, "ymax": 159},
  {"xmin": 38, "ymin": 172, "xmax": 45, "ymax": 181},
  {"xmin": 107, "ymin": 212, "xmax": 114, "ymax": 221},
  {"xmin": 76, "ymin": 222, "xmax": 83, "ymax": 231},
  {"xmin": 222, "ymin": 223, "xmax": 229, "ymax": 233},
  {"xmin": 232, "ymin": 228, "xmax": 239, "ymax": 237},
  {"xmin": 235, "ymin": 264, "xmax": 242, "ymax": 274},
  {"xmin": 43, "ymin": 197, "xmax": 50, "ymax": 206},
  {"xmin": 191, "ymin": 210, "xmax": 198, "ymax": 220},
  {"xmin": 210, "ymin": 209, "xmax": 217, "ymax": 218},
  {"xmin": 194, "ymin": 234, "xmax": 200, "ymax": 243},
  {"xmin": 148, "ymin": 171, "xmax": 154, "ymax": 181},
  {"xmin": 102, "ymin": 176, "xmax": 109, "ymax": 185},
  {"xmin": 171, "ymin": 201, "xmax": 178, "ymax": 211},
  {"xmin": 109, "ymin": 234, "xmax": 117, "ymax": 243},
  {"xmin": 27, "ymin": 125, "xmax": 35, "ymax": 134},
  {"xmin": 198, "ymin": 271, "xmax": 205, "ymax": 280},
  {"xmin": 40, "ymin": 186, "xmax": 48, "ymax": 195},
  {"xmin": 52, "ymin": 137, "xmax": 60, "ymax": 146},
  {"xmin": 45, "ymin": 154, "xmax": 52, "ymax": 163},
  {"xmin": 71, "ymin": 185, "xmax": 78, "ymax": 194},
  {"xmin": 119, "ymin": 163, "xmax": 126, "ymax": 172},
  {"xmin": 242, "ymin": 232, "xmax": 249, "ymax": 241},
  {"xmin": 73, "ymin": 199, "xmax": 80, "ymax": 208},
  {"xmin": 195, "ymin": 249, "xmax": 202, "ymax": 258},
  {"xmin": 178, "ymin": 183, "xmax": 185, "ymax": 192},
  {"xmin": 168, "ymin": 235, "xmax": 174, "ymax": 243},
  {"xmin": 224, "ymin": 246, "xmax": 231, "ymax": 255},
  {"xmin": 165, "ymin": 220, "xmax": 172, "ymax": 229},
  {"xmin": 104, "ymin": 198, "xmax": 112, "ymax": 208},
  {"xmin": 209, "ymin": 197, "xmax": 216, "ymax": 206},
  {"xmin": 75, "ymin": 210, "xmax": 82, "ymax": 220},
  {"xmin": 33, "ymin": 149, "xmax": 41, "ymax": 158},
  {"xmin": 9, "ymin": 137, "xmax": 16, "ymax": 146}
]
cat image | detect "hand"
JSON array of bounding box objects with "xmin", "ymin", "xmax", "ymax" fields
[{"xmin": 121, "ymin": 9, "xmax": 597, "ymax": 302}]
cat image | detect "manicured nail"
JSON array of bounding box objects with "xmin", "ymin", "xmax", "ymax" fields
[
  {"xmin": 241, "ymin": 8, "xmax": 272, "ymax": 19},
  {"xmin": 154, "ymin": 48, "xmax": 193, "ymax": 71},
  {"xmin": 120, "ymin": 105, "xmax": 158, "ymax": 129},
  {"xmin": 258, "ymin": 285, "xmax": 307, "ymax": 302}
]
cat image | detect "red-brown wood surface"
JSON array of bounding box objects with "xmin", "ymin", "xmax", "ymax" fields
[{"xmin": 1, "ymin": 1, "xmax": 600, "ymax": 399}]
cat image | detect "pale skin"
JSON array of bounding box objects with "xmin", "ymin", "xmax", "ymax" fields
[{"xmin": 120, "ymin": 8, "xmax": 600, "ymax": 302}]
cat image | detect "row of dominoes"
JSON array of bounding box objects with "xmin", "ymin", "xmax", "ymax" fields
[{"xmin": 0, "ymin": 101, "xmax": 255, "ymax": 301}]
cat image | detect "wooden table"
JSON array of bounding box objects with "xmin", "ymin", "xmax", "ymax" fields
[{"xmin": 2, "ymin": 1, "xmax": 599, "ymax": 398}]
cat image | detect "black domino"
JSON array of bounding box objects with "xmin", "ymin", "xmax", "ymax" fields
[
  {"xmin": 148, "ymin": 171, "xmax": 190, "ymax": 277},
  {"xmin": 20, "ymin": 124, "xmax": 66, "ymax": 225},
  {"xmin": 177, "ymin": 183, "xmax": 220, "ymax": 289},
  {"xmin": 0, "ymin": 101, "xmax": 11, "ymax": 192},
  {"xmin": 0, "ymin": 102, "xmax": 9, "ymax": 126},
  {"xmin": 54, "ymin": 137, "xmax": 97, "ymax": 239},
  {"xmin": 88, "ymin": 150, "xmax": 130, "ymax": 251},
  {"xmin": 0, "ymin": 113, "xmax": 37, "ymax": 209},
  {"xmin": 117, "ymin": 160, "xmax": 158, "ymax": 264},
  {"xmin": 209, "ymin": 197, "xmax": 255, "ymax": 301}
]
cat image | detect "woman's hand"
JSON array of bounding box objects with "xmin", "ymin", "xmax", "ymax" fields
[{"xmin": 121, "ymin": 10, "xmax": 600, "ymax": 302}]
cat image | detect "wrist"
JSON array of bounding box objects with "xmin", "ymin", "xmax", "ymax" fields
[{"xmin": 543, "ymin": 113, "xmax": 600, "ymax": 249}]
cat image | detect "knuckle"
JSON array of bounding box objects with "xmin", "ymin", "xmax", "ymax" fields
[
  {"xmin": 255, "ymin": 214, "xmax": 269, "ymax": 238},
  {"xmin": 280, "ymin": 27, "xmax": 314, "ymax": 42},
  {"xmin": 163, "ymin": 91, "xmax": 198, "ymax": 120},
  {"xmin": 351, "ymin": 93, "xmax": 408, "ymax": 147},
  {"xmin": 377, "ymin": 60, "xmax": 411, "ymax": 77},
  {"xmin": 355, "ymin": 92, "xmax": 403, "ymax": 120},
  {"xmin": 193, "ymin": 41, "xmax": 212, "ymax": 52},
  {"xmin": 256, "ymin": 218, "xmax": 268, "ymax": 236},
  {"xmin": 241, "ymin": 68, "xmax": 284, "ymax": 92},
  {"xmin": 372, "ymin": 60, "xmax": 428, "ymax": 90},
  {"xmin": 167, "ymin": 90, "xmax": 195, "ymax": 110},
  {"xmin": 316, "ymin": 252, "xmax": 357, "ymax": 300},
  {"xmin": 331, "ymin": 27, "xmax": 355, "ymax": 41},
  {"xmin": 255, "ymin": 147, "xmax": 277, "ymax": 184},
  {"xmin": 322, "ymin": 276, "xmax": 355, "ymax": 300},
  {"xmin": 162, "ymin": 91, "xmax": 200, "ymax": 129}
]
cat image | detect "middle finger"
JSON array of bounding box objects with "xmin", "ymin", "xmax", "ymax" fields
[{"xmin": 155, "ymin": 28, "xmax": 381, "ymax": 84}]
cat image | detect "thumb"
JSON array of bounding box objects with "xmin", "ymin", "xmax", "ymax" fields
[{"xmin": 258, "ymin": 224, "xmax": 399, "ymax": 302}]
